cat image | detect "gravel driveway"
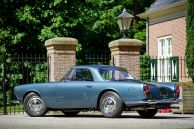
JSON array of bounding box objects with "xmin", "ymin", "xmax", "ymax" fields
[{"xmin": 0, "ymin": 112, "xmax": 194, "ymax": 129}]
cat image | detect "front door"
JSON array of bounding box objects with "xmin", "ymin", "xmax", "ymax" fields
[{"xmin": 56, "ymin": 68, "xmax": 94, "ymax": 108}]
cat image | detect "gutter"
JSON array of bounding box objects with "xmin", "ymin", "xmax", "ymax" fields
[{"xmin": 137, "ymin": 0, "xmax": 186, "ymax": 19}]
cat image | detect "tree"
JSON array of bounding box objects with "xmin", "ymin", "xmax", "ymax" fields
[
  {"xmin": 0, "ymin": 0, "xmax": 154, "ymax": 108},
  {"xmin": 0, "ymin": 0, "xmax": 153, "ymax": 56},
  {"xmin": 185, "ymin": 0, "xmax": 194, "ymax": 82}
]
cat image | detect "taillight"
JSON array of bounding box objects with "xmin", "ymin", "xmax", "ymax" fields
[
  {"xmin": 144, "ymin": 84, "xmax": 150, "ymax": 97},
  {"xmin": 175, "ymin": 86, "xmax": 180, "ymax": 98}
]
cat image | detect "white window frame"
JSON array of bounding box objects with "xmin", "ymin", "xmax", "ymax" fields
[
  {"xmin": 157, "ymin": 36, "xmax": 172, "ymax": 57},
  {"xmin": 157, "ymin": 36, "xmax": 172, "ymax": 82}
]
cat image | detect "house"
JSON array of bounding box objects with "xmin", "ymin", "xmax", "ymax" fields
[{"xmin": 138, "ymin": 0, "xmax": 190, "ymax": 82}]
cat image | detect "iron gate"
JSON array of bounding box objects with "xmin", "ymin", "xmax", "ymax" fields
[
  {"xmin": 149, "ymin": 56, "xmax": 190, "ymax": 82},
  {"xmin": 0, "ymin": 54, "xmax": 49, "ymax": 114},
  {"xmin": 0, "ymin": 53, "xmax": 112, "ymax": 115}
]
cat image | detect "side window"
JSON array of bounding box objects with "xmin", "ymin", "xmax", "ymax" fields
[
  {"xmin": 71, "ymin": 68, "xmax": 94, "ymax": 81},
  {"xmin": 99, "ymin": 69, "xmax": 113, "ymax": 80},
  {"xmin": 61, "ymin": 68, "xmax": 75, "ymax": 81}
]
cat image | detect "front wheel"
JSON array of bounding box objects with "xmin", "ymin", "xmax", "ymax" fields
[
  {"xmin": 137, "ymin": 109, "xmax": 158, "ymax": 118},
  {"xmin": 24, "ymin": 92, "xmax": 47, "ymax": 117},
  {"xmin": 99, "ymin": 91, "xmax": 124, "ymax": 118}
]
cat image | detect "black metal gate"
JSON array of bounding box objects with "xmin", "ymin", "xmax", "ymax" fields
[
  {"xmin": 149, "ymin": 57, "xmax": 190, "ymax": 82},
  {"xmin": 82, "ymin": 54, "xmax": 112, "ymax": 65},
  {"xmin": 0, "ymin": 53, "xmax": 112, "ymax": 115},
  {"xmin": 0, "ymin": 54, "xmax": 49, "ymax": 114}
]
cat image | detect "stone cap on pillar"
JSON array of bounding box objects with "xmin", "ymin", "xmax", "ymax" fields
[
  {"xmin": 109, "ymin": 38, "xmax": 142, "ymax": 51},
  {"xmin": 45, "ymin": 37, "xmax": 78, "ymax": 49}
]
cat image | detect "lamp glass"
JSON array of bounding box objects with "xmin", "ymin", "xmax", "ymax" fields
[{"xmin": 117, "ymin": 9, "xmax": 133, "ymax": 33}]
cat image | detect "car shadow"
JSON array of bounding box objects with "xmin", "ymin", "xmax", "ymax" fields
[
  {"xmin": 121, "ymin": 114, "xmax": 191, "ymax": 119},
  {"xmin": 45, "ymin": 113, "xmax": 192, "ymax": 119},
  {"xmin": 45, "ymin": 114, "xmax": 104, "ymax": 118}
]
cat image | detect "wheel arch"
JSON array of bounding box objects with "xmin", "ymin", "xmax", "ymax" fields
[
  {"xmin": 23, "ymin": 90, "xmax": 41, "ymax": 102},
  {"xmin": 97, "ymin": 89, "xmax": 121, "ymax": 109}
]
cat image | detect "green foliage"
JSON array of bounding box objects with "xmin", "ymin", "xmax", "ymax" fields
[
  {"xmin": 133, "ymin": 21, "xmax": 146, "ymax": 54},
  {"xmin": 0, "ymin": 58, "xmax": 4, "ymax": 108},
  {"xmin": 16, "ymin": 5, "xmax": 40, "ymax": 24},
  {"xmin": 0, "ymin": 94, "xmax": 2, "ymax": 107},
  {"xmin": 176, "ymin": 82, "xmax": 194, "ymax": 87},
  {"xmin": 0, "ymin": 0, "xmax": 153, "ymax": 56},
  {"xmin": 185, "ymin": 0, "xmax": 194, "ymax": 82},
  {"xmin": 0, "ymin": 57, "xmax": 48, "ymax": 108},
  {"xmin": 140, "ymin": 54, "xmax": 151, "ymax": 81},
  {"xmin": 30, "ymin": 63, "xmax": 48, "ymax": 83},
  {"xmin": 0, "ymin": 83, "xmax": 2, "ymax": 107},
  {"xmin": 0, "ymin": 0, "xmax": 155, "ymax": 109}
]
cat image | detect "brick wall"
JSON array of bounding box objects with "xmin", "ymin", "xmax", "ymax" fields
[
  {"xmin": 149, "ymin": 17, "xmax": 190, "ymax": 82},
  {"xmin": 45, "ymin": 37, "xmax": 77, "ymax": 82},
  {"xmin": 109, "ymin": 39, "xmax": 142, "ymax": 79},
  {"xmin": 112, "ymin": 47, "xmax": 141, "ymax": 78},
  {"xmin": 47, "ymin": 47, "xmax": 76, "ymax": 81},
  {"xmin": 149, "ymin": 17, "xmax": 186, "ymax": 57}
]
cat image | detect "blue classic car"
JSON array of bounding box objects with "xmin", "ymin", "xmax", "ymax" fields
[{"xmin": 14, "ymin": 65, "xmax": 180, "ymax": 118}]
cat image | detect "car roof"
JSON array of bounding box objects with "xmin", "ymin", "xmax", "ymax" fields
[{"xmin": 73, "ymin": 65, "xmax": 121, "ymax": 69}]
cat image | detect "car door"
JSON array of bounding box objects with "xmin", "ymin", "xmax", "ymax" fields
[{"xmin": 56, "ymin": 68, "xmax": 94, "ymax": 108}]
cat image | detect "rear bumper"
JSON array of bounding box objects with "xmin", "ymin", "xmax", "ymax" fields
[{"xmin": 125, "ymin": 99, "xmax": 180, "ymax": 108}]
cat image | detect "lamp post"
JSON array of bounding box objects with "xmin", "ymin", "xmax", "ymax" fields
[{"xmin": 117, "ymin": 8, "xmax": 134, "ymax": 38}]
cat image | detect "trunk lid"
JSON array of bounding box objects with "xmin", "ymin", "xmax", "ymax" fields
[{"xmin": 145, "ymin": 82, "xmax": 175, "ymax": 100}]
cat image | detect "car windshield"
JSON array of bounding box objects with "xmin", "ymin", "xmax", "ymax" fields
[{"xmin": 99, "ymin": 67, "xmax": 136, "ymax": 81}]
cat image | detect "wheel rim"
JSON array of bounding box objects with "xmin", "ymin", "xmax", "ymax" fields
[
  {"xmin": 28, "ymin": 96, "xmax": 45, "ymax": 113},
  {"xmin": 103, "ymin": 96, "xmax": 116, "ymax": 114}
]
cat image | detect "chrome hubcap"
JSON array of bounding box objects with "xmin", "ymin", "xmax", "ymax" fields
[
  {"xmin": 103, "ymin": 96, "xmax": 116, "ymax": 114},
  {"xmin": 28, "ymin": 96, "xmax": 45, "ymax": 113}
]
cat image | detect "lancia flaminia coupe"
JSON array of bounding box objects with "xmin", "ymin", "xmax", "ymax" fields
[{"xmin": 14, "ymin": 65, "xmax": 180, "ymax": 118}]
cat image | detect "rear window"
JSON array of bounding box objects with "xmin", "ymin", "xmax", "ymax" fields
[{"xmin": 99, "ymin": 68, "xmax": 135, "ymax": 81}]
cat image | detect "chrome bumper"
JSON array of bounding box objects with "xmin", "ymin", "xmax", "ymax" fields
[
  {"xmin": 14, "ymin": 100, "xmax": 21, "ymax": 104},
  {"xmin": 125, "ymin": 99, "xmax": 181, "ymax": 107}
]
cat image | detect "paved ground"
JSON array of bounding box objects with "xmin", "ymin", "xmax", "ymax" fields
[{"xmin": 0, "ymin": 112, "xmax": 194, "ymax": 129}]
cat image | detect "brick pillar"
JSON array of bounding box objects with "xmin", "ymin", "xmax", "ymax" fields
[
  {"xmin": 109, "ymin": 39, "xmax": 142, "ymax": 79},
  {"xmin": 45, "ymin": 37, "xmax": 78, "ymax": 82}
]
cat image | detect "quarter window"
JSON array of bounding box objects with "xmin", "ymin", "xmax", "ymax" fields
[{"xmin": 99, "ymin": 68, "xmax": 135, "ymax": 81}]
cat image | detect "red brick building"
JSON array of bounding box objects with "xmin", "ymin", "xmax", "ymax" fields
[{"xmin": 138, "ymin": 0, "xmax": 190, "ymax": 82}]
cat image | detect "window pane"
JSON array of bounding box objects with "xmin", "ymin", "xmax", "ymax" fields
[
  {"xmin": 167, "ymin": 38, "xmax": 172, "ymax": 55},
  {"xmin": 99, "ymin": 68, "xmax": 134, "ymax": 81},
  {"xmin": 71, "ymin": 69, "xmax": 93, "ymax": 81},
  {"xmin": 160, "ymin": 39, "xmax": 165, "ymax": 55},
  {"xmin": 158, "ymin": 37, "xmax": 172, "ymax": 56},
  {"xmin": 100, "ymin": 69, "xmax": 113, "ymax": 80}
]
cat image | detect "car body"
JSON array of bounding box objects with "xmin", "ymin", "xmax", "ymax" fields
[{"xmin": 14, "ymin": 65, "xmax": 180, "ymax": 118}]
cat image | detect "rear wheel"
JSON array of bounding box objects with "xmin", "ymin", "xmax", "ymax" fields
[
  {"xmin": 24, "ymin": 92, "xmax": 47, "ymax": 117},
  {"xmin": 99, "ymin": 91, "xmax": 124, "ymax": 118},
  {"xmin": 137, "ymin": 109, "xmax": 158, "ymax": 118},
  {"xmin": 62, "ymin": 111, "xmax": 80, "ymax": 116}
]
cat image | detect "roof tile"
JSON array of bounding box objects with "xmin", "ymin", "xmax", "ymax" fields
[{"xmin": 147, "ymin": 0, "xmax": 183, "ymax": 11}]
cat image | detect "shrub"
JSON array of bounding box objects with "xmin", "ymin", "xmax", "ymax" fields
[
  {"xmin": 140, "ymin": 54, "xmax": 151, "ymax": 81},
  {"xmin": 185, "ymin": 0, "xmax": 194, "ymax": 82},
  {"xmin": 176, "ymin": 82, "xmax": 194, "ymax": 87}
]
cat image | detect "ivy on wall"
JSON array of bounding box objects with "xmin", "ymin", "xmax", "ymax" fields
[{"xmin": 185, "ymin": 0, "xmax": 194, "ymax": 82}]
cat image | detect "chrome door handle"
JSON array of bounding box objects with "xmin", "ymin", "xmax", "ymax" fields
[{"xmin": 86, "ymin": 85, "xmax": 92, "ymax": 88}]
